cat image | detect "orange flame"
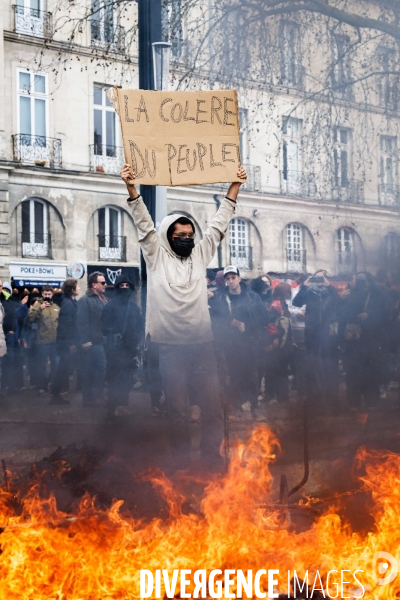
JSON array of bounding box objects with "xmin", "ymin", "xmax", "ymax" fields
[{"xmin": 0, "ymin": 425, "xmax": 398, "ymax": 598}]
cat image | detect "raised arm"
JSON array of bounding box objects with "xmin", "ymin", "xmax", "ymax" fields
[
  {"xmin": 121, "ymin": 164, "xmax": 160, "ymax": 269},
  {"xmin": 197, "ymin": 166, "xmax": 247, "ymax": 266}
]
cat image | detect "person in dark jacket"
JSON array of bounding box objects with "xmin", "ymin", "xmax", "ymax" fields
[
  {"xmin": 222, "ymin": 266, "xmax": 267, "ymax": 416},
  {"xmin": 339, "ymin": 271, "xmax": 386, "ymax": 411},
  {"xmin": 77, "ymin": 271, "xmax": 108, "ymax": 407},
  {"xmin": 50, "ymin": 278, "xmax": 80, "ymax": 405},
  {"xmin": 292, "ymin": 271, "xmax": 341, "ymax": 408},
  {"xmin": 1, "ymin": 281, "xmax": 20, "ymax": 392},
  {"xmin": 264, "ymin": 282, "xmax": 293, "ymax": 404},
  {"xmin": 102, "ymin": 274, "xmax": 143, "ymax": 416}
]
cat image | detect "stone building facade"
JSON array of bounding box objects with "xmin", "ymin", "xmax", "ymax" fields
[{"xmin": 1, "ymin": 0, "xmax": 400, "ymax": 291}]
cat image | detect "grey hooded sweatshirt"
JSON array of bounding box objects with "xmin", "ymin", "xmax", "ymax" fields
[{"xmin": 128, "ymin": 196, "xmax": 236, "ymax": 344}]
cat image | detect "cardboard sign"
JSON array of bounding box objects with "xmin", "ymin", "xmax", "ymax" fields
[{"xmin": 107, "ymin": 88, "xmax": 242, "ymax": 186}]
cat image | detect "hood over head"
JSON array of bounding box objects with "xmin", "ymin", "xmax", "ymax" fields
[
  {"xmin": 114, "ymin": 273, "xmax": 135, "ymax": 290},
  {"xmin": 158, "ymin": 213, "xmax": 195, "ymax": 258}
]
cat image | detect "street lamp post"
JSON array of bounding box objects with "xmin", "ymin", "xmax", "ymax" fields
[
  {"xmin": 137, "ymin": 0, "xmax": 161, "ymax": 307},
  {"xmin": 152, "ymin": 42, "xmax": 172, "ymax": 228}
]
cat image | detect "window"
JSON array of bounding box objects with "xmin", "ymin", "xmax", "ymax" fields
[
  {"xmin": 98, "ymin": 206, "xmax": 124, "ymax": 261},
  {"xmin": 162, "ymin": 0, "xmax": 183, "ymax": 58},
  {"xmin": 18, "ymin": 70, "xmax": 47, "ymax": 145},
  {"xmin": 332, "ymin": 34, "xmax": 352, "ymax": 97},
  {"xmin": 380, "ymin": 136, "xmax": 397, "ymax": 195},
  {"xmin": 229, "ymin": 218, "xmax": 252, "ymax": 270},
  {"xmin": 337, "ymin": 228, "xmax": 355, "ymax": 271},
  {"xmin": 239, "ymin": 108, "xmax": 249, "ymax": 162},
  {"xmin": 94, "ymin": 85, "xmax": 116, "ymax": 157},
  {"xmin": 378, "ymin": 47, "xmax": 399, "ymax": 112},
  {"xmin": 280, "ymin": 22, "xmax": 301, "ymax": 87},
  {"xmin": 21, "ymin": 198, "xmax": 50, "ymax": 257},
  {"xmin": 385, "ymin": 234, "xmax": 400, "ymax": 275},
  {"xmin": 91, "ymin": 0, "xmax": 114, "ymax": 46},
  {"xmin": 286, "ymin": 224, "xmax": 305, "ymax": 271},
  {"xmin": 334, "ymin": 128, "xmax": 350, "ymax": 188},
  {"xmin": 15, "ymin": 0, "xmax": 50, "ymax": 38},
  {"xmin": 282, "ymin": 117, "xmax": 302, "ymax": 193}
]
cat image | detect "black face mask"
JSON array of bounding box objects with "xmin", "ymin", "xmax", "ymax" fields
[
  {"xmin": 355, "ymin": 279, "xmax": 368, "ymax": 291},
  {"xmin": 170, "ymin": 237, "xmax": 195, "ymax": 257},
  {"xmin": 116, "ymin": 287, "xmax": 132, "ymax": 299}
]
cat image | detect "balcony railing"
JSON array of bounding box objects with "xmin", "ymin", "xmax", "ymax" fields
[
  {"xmin": 281, "ymin": 171, "xmax": 316, "ymax": 197},
  {"xmin": 13, "ymin": 134, "xmax": 62, "ymax": 169},
  {"xmin": 89, "ymin": 144, "xmax": 125, "ymax": 175},
  {"xmin": 98, "ymin": 235, "xmax": 127, "ymax": 262},
  {"xmin": 230, "ymin": 245, "xmax": 253, "ymax": 270},
  {"xmin": 379, "ymin": 183, "xmax": 400, "ymax": 207},
  {"xmin": 286, "ymin": 249, "xmax": 307, "ymax": 273},
  {"xmin": 332, "ymin": 179, "xmax": 364, "ymax": 204},
  {"xmin": 13, "ymin": 4, "xmax": 52, "ymax": 38},
  {"xmin": 241, "ymin": 164, "xmax": 262, "ymax": 193},
  {"xmin": 21, "ymin": 232, "xmax": 52, "ymax": 259},
  {"xmin": 91, "ymin": 21, "xmax": 125, "ymax": 53},
  {"xmin": 337, "ymin": 252, "xmax": 357, "ymax": 275}
]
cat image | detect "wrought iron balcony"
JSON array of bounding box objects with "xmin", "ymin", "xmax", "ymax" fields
[
  {"xmin": 13, "ymin": 4, "xmax": 52, "ymax": 38},
  {"xmin": 332, "ymin": 179, "xmax": 364, "ymax": 203},
  {"xmin": 89, "ymin": 144, "xmax": 125, "ymax": 175},
  {"xmin": 98, "ymin": 235, "xmax": 127, "ymax": 262},
  {"xmin": 281, "ymin": 171, "xmax": 316, "ymax": 197},
  {"xmin": 91, "ymin": 21, "xmax": 125, "ymax": 53},
  {"xmin": 21, "ymin": 232, "xmax": 52, "ymax": 259},
  {"xmin": 337, "ymin": 252, "xmax": 357, "ymax": 275},
  {"xmin": 286, "ymin": 249, "xmax": 307, "ymax": 273},
  {"xmin": 379, "ymin": 183, "xmax": 400, "ymax": 207},
  {"xmin": 13, "ymin": 134, "xmax": 62, "ymax": 169},
  {"xmin": 230, "ymin": 245, "xmax": 253, "ymax": 270},
  {"xmin": 241, "ymin": 164, "xmax": 262, "ymax": 193}
]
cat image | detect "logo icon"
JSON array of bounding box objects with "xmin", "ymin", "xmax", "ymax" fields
[
  {"xmin": 372, "ymin": 551, "xmax": 398, "ymax": 585},
  {"xmin": 106, "ymin": 268, "xmax": 122, "ymax": 285}
]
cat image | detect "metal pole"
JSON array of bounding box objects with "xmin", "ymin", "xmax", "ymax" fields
[{"xmin": 138, "ymin": 0, "xmax": 162, "ymax": 309}]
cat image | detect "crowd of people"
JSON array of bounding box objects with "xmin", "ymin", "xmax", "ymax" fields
[
  {"xmin": 1, "ymin": 161, "xmax": 399, "ymax": 470},
  {"xmin": 0, "ymin": 266, "xmax": 399, "ymax": 420}
]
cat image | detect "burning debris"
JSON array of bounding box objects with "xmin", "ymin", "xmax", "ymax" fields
[{"xmin": 0, "ymin": 425, "xmax": 398, "ymax": 598}]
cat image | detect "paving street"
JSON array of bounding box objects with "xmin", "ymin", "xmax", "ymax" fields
[{"xmin": 1, "ymin": 381, "xmax": 400, "ymax": 507}]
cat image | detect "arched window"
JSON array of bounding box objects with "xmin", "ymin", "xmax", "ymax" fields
[
  {"xmin": 21, "ymin": 198, "xmax": 50, "ymax": 258},
  {"xmin": 337, "ymin": 227, "xmax": 356, "ymax": 272},
  {"xmin": 98, "ymin": 206, "xmax": 125, "ymax": 261},
  {"xmin": 384, "ymin": 233, "xmax": 400, "ymax": 275},
  {"xmin": 286, "ymin": 223, "xmax": 306, "ymax": 272},
  {"xmin": 229, "ymin": 218, "xmax": 252, "ymax": 270}
]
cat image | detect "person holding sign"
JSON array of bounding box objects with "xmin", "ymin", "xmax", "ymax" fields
[{"xmin": 121, "ymin": 163, "xmax": 247, "ymax": 470}]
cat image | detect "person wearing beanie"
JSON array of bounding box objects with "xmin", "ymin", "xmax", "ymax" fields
[{"xmin": 102, "ymin": 274, "xmax": 143, "ymax": 417}]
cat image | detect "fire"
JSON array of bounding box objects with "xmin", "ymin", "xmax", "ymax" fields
[{"xmin": 0, "ymin": 425, "xmax": 398, "ymax": 598}]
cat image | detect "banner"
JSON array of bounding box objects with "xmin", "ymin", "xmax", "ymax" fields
[{"xmin": 108, "ymin": 88, "xmax": 243, "ymax": 186}]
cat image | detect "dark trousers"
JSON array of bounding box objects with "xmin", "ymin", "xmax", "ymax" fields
[
  {"xmin": 81, "ymin": 344, "xmax": 106, "ymax": 404},
  {"xmin": 107, "ymin": 350, "xmax": 135, "ymax": 410},
  {"xmin": 158, "ymin": 342, "xmax": 223, "ymax": 467},
  {"xmin": 1, "ymin": 333, "xmax": 23, "ymax": 390},
  {"xmin": 36, "ymin": 343, "xmax": 58, "ymax": 390},
  {"xmin": 344, "ymin": 340, "xmax": 380, "ymax": 408},
  {"xmin": 145, "ymin": 338, "xmax": 163, "ymax": 409},
  {"xmin": 52, "ymin": 347, "xmax": 74, "ymax": 395},
  {"xmin": 225, "ymin": 342, "xmax": 258, "ymax": 409},
  {"xmin": 264, "ymin": 348, "xmax": 290, "ymax": 402}
]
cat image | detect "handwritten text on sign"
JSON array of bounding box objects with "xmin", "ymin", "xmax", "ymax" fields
[{"xmin": 108, "ymin": 89, "xmax": 243, "ymax": 186}]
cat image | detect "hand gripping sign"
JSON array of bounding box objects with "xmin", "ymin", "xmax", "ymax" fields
[{"xmin": 107, "ymin": 88, "xmax": 245, "ymax": 186}]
